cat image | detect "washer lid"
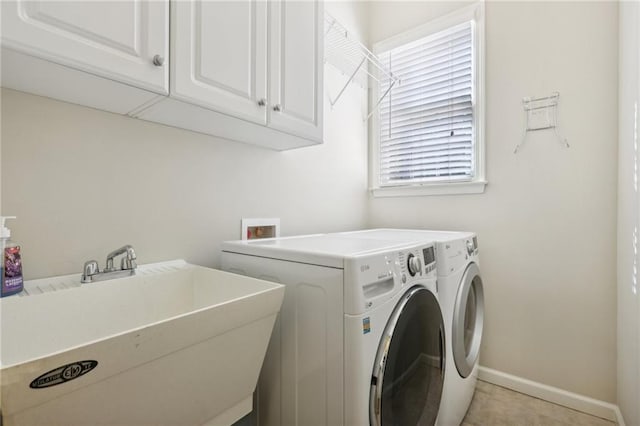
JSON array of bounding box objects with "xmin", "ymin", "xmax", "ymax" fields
[
  {"xmin": 221, "ymin": 234, "xmax": 420, "ymax": 268},
  {"xmin": 334, "ymin": 228, "xmax": 474, "ymax": 244}
]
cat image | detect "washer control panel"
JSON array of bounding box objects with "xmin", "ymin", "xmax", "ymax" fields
[
  {"xmin": 345, "ymin": 243, "xmax": 438, "ymax": 315},
  {"xmin": 398, "ymin": 244, "xmax": 436, "ymax": 280}
]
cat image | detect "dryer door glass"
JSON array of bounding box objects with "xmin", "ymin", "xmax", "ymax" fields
[
  {"xmin": 453, "ymin": 262, "xmax": 485, "ymax": 378},
  {"xmin": 370, "ymin": 286, "xmax": 445, "ymax": 426}
]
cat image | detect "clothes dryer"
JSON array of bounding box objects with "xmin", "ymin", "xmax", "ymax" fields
[
  {"xmin": 335, "ymin": 229, "xmax": 485, "ymax": 426},
  {"xmin": 221, "ymin": 234, "xmax": 445, "ymax": 426}
]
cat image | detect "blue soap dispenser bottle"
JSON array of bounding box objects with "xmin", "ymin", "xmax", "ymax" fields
[{"xmin": 1, "ymin": 216, "xmax": 23, "ymax": 297}]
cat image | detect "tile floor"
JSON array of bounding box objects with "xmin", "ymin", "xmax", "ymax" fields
[{"xmin": 461, "ymin": 381, "xmax": 616, "ymax": 426}]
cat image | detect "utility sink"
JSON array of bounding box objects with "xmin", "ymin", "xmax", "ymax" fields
[{"xmin": 0, "ymin": 260, "xmax": 284, "ymax": 426}]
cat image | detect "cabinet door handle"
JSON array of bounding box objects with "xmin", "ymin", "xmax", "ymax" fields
[
  {"xmin": 272, "ymin": 104, "xmax": 282, "ymax": 112},
  {"xmin": 258, "ymin": 98, "xmax": 267, "ymax": 107},
  {"xmin": 152, "ymin": 55, "xmax": 165, "ymax": 66}
]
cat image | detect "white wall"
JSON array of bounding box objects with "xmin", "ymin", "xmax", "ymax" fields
[
  {"xmin": 0, "ymin": 0, "xmax": 623, "ymax": 409},
  {"xmin": 0, "ymin": 3, "xmax": 369, "ymax": 280},
  {"xmin": 618, "ymin": 2, "xmax": 640, "ymax": 424},
  {"xmin": 368, "ymin": 1, "xmax": 618, "ymax": 402}
]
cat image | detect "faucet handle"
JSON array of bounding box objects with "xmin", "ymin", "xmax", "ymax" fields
[
  {"xmin": 81, "ymin": 260, "xmax": 99, "ymax": 283},
  {"xmin": 121, "ymin": 256, "xmax": 138, "ymax": 271},
  {"xmin": 126, "ymin": 246, "xmax": 137, "ymax": 261}
]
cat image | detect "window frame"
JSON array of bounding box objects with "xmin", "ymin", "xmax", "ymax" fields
[{"xmin": 370, "ymin": 2, "xmax": 486, "ymax": 197}]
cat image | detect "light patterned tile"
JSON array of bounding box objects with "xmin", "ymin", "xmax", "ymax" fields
[{"xmin": 461, "ymin": 381, "xmax": 616, "ymax": 426}]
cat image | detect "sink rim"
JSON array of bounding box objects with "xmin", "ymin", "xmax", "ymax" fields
[{"xmin": 0, "ymin": 260, "xmax": 284, "ymax": 369}]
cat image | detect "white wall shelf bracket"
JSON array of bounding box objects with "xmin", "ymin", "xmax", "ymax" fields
[
  {"xmin": 365, "ymin": 79, "xmax": 397, "ymax": 122},
  {"xmin": 329, "ymin": 56, "xmax": 366, "ymax": 107},
  {"xmin": 514, "ymin": 92, "xmax": 570, "ymax": 153}
]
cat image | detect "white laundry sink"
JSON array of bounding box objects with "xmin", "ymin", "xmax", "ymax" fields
[{"xmin": 0, "ymin": 260, "xmax": 284, "ymax": 426}]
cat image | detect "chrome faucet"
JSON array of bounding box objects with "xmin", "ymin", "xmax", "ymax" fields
[
  {"xmin": 104, "ymin": 245, "xmax": 137, "ymax": 272},
  {"xmin": 81, "ymin": 245, "xmax": 137, "ymax": 284}
]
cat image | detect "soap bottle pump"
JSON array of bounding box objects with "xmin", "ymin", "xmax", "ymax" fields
[{"xmin": 1, "ymin": 216, "xmax": 24, "ymax": 297}]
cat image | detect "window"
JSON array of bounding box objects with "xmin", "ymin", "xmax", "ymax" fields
[{"xmin": 371, "ymin": 3, "xmax": 485, "ymax": 197}]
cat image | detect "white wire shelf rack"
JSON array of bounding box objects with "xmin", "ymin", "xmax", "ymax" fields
[
  {"xmin": 514, "ymin": 92, "xmax": 570, "ymax": 153},
  {"xmin": 324, "ymin": 12, "xmax": 399, "ymax": 121}
]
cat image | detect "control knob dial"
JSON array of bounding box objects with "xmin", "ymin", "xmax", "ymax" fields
[{"xmin": 407, "ymin": 253, "xmax": 422, "ymax": 276}]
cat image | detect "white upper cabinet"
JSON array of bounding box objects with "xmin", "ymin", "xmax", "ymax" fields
[
  {"xmin": 168, "ymin": 0, "xmax": 323, "ymax": 144},
  {"xmin": 1, "ymin": 1, "xmax": 169, "ymax": 94},
  {"xmin": 268, "ymin": 0, "xmax": 323, "ymax": 142},
  {"xmin": 171, "ymin": 1, "xmax": 268, "ymax": 125},
  {"xmin": 0, "ymin": 0, "xmax": 323, "ymax": 150}
]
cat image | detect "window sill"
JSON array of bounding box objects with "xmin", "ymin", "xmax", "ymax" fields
[{"xmin": 370, "ymin": 180, "xmax": 487, "ymax": 198}]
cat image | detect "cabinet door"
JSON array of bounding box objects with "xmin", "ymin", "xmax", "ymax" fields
[
  {"xmin": 1, "ymin": 1, "xmax": 168, "ymax": 94},
  {"xmin": 171, "ymin": 0, "xmax": 268, "ymax": 125},
  {"xmin": 268, "ymin": 0, "xmax": 323, "ymax": 142}
]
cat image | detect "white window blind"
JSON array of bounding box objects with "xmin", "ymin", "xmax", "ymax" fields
[{"xmin": 378, "ymin": 21, "xmax": 475, "ymax": 185}]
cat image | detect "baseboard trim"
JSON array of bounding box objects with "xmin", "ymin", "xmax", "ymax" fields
[
  {"xmin": 478, "ymin": 366, "xmax": 622, "ymax": 423},
  {"xmin": 613, "ymin": 406, "xmax": 627, "ymax": 426}
]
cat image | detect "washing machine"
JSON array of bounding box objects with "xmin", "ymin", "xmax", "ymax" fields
[
  {"xmin": 335, "ymin": 229, "xmax": 485, "ymax": 426},
  {"xmin": 221, "ymin": 234, "xmax": 445, "ymax": 425}
]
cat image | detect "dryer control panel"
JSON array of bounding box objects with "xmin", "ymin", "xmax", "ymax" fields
[
  {"xmin": 438, "ymin": 234, "xmax": 479, "ymax": 275},
  {"xmin": 344, "ymin": 243, "xmax": 437, "ymax": 315}
]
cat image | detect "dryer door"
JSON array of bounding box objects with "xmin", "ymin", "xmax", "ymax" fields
[
  {"xmin": 370, "ymin": 286, "xmax": 445, "ymax": 426},
  {"xmin": 452, "ymin": 262, "xmax": 485, "ymax": 378}
]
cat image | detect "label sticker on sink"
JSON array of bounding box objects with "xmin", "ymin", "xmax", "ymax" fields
[{"xmin": 29, "ymin": 360, "xmax": 98, "ymax": 389}]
